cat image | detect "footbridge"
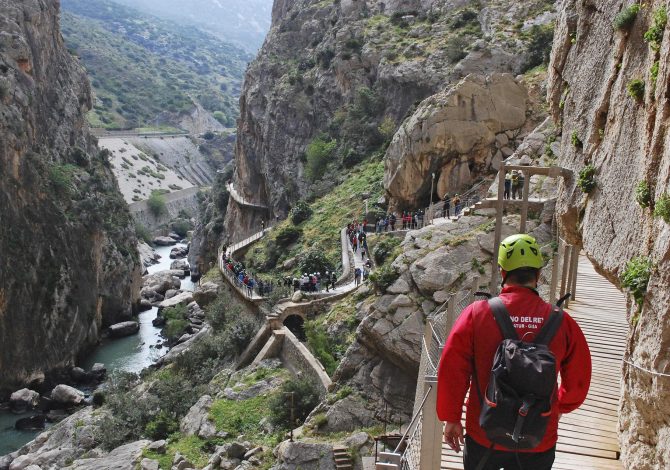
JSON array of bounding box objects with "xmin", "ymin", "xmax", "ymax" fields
[
  {"xmin": 376, "ymin": 163, "xmax": 628, "ymax": 469},
  {"xmin": 226, "ymin": 182, "xmax": 269, "ymax": 211}
]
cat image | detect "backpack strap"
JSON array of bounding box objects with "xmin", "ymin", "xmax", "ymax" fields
[
  {"xmin": 488, "ymin": 297, "xmax": 519, "ymax": 341},
  {"xmin": 534, "ymin": 307, "xmax": 564, "ymax": 345}
]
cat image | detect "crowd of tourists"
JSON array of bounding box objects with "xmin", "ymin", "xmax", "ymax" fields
[
  {"xmin": 347, "ymin": 222, "xmax": 373, "ymax": 286},
  {"xmin": 284, "ymin": 271, "xmax": 338, "ymax": 293},
  {"xmin": 221, "ymin": 252, "xmax": 280, "ymax": 297}
]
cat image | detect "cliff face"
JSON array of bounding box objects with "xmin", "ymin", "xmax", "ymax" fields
[
  {"xmin": 227, "ymin": 0, "xmax": 557, "ymax": 237},
  {"xmin": 549, "ymin": 1, "xmax": 670, "ymax": 467},
  {"xmin": 0, "ymin": 0, "xmax": 141, "ymax": 393}
]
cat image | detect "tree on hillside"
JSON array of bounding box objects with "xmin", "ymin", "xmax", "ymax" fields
[{"xmin": 147, "ymin": 190, "xmax": 167, "ymax": 217}]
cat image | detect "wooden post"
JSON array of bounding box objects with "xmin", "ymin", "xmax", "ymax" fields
[
  {"xmin": 560, "ymin": 243, "xmax": 572, "ymax": 299},
  {"xmin": 419, "ymin": 381, "xmax": 442, "ymax": 470},
  {"xmin": 520, "ymin": 168, "xmax": 531, "ymax": 233},
  {"xmin": 491, "ymin": 163, "xmax": 506, "ymax": 293},
  {"xmin": 569, "ymin": 245, "xmax": 580, "ymax": 302},
  {"xmin": 549, "ymin": 239, "xmax": 561, "ymax": 304}
]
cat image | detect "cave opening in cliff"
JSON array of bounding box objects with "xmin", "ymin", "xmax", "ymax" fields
[{"xmin": 283, "ymin": 314, "xmax": 306, "ymax": 341}]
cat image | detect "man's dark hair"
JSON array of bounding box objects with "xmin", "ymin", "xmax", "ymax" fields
[{"xmin": 504, "ymin": 267, "xmax": 540, "ymax": 285}]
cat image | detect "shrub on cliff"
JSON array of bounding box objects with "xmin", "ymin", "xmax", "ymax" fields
[
  {"xmin": 621, "ymin": 256, "xmax": 653, "ymax": 314},
  {"xmin": 369, "ymin": 264, "xmax": 400, "ymax": 293},
  {"xmin": 613, "ymin": 4, "xmax": 640, "ymax": 30},
  {"xmin": 304, "ymin": 321, "xmax": 338, "ymax": 376},
  {"xmin": 290, "ymin": 200, "xmax": 313, "ymax": 225},
  {"xmin": 627, "ymin": 79, "xmax": 645, "ymax": 101},
  {"xmin": 372, "ymin": 236, "xmax": 401, "ymax": 265},
  {"xmin": 522, "ymin": 24, "xmax": 554, "ymax": 71},
  {"xmin": 577, "ymin": 165, "xmax": 596, "ymax": 193},
  {"xmin": 635, "ymin": 180, "xmax": 652, "ymax": 208},
  {"xmin": 297, "ymin": 249, "xmax": 334, "ymax": 275},
  {"xmin": 654, "ymin": 193, "xmax": 670, "ymax": 223},
  {"xmin": 275, "ymin": 226, "xmax": 302, "ymax": 247},
  {"xmin": 644, "ymin": 6, "xmax": 667, "ymax": 51},
  {"xmin": 268, "ymin": 377, "xmax": 321, "ymax": 429},
  {"xmin": 305, "ymin": 136, "xmax": 337, "ymax": 181},
  {"xmin": 147, "ymin": 190, "xmax": 167, "ymax": 217}
]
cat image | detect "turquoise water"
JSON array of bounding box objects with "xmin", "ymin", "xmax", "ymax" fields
[{"xmin": 0, "ymin": 243, "xmax": 194, "ymax": 456}]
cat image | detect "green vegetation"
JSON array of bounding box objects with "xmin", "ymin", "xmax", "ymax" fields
[
  {"xmin": 368, "ymin": 264, "xmax": 400, "ymax": 293},
  {"xmin": 627, "ymin": 79, "xmax": 645, "ymax": 101},
  {"xmin": 571, "ymin": 130, "xmax": 583, "ymax": 148},
  {"xmin": 268, "ymin": 378, "xmax": 321, "ymax": 429},
  {"xmin": 210, "ymin": 395, "xmax": 270, "ymax": 436},
  {"xmin": 244, "ymin": 159, "xmax": 385, "ymax": 279},
  {"xmin": 143, "ymin": 435, "xmax": 210, "ymax": 470},
  {"xmin": 613, "ymin": 4, "xmax": 640, "ymax": 30},
  {"xmin": 162, "ymin": 304, "xmax": 188, "ymax": 339},
  {"xmin": 522, "ymin": 24, "xmax": 554, "ymax": 71},
  {"xmin": 577, "ymin": 165, "xmax": 597, "ymax": 193},
  {"xmin": 147, "ymin": 190, "xmax": 167, "ymax": 217},
  {"xmin": 298, "ymin": 249, "xmax": 335, "ymax": 276},
  {"xmin": 305, "ymin": 136, "xmax": 338, "ymax": 181},
  {"xmin": 48, "ymin": 163, "xmax": 79, "ymax": 195},
  {"xmin": 644, "ymin": 6, "xmax": 668, "ymax": 51},
  {"xmin": 135, "ymin": 222, "xmax": 152, "ymax": 244},
  {"xmin": 305, "ymin": 321, "xmax": 338, "ymax": 375},
  {"xmin": 635, "ymin": 180, "xmax": 652, "ymax": 208},
  {"xmin": 651, "ymin": 60, "xmax": 660, "ymax": 84},
  {"xmin": 621, "ymin": 256, "xmax": 653, "ymax": 312},
  {"xmin": 372, "ymin": 236, "xmax": 402, "ymax": 265},
  {"xmin": 275, "ymin": 226, "xmax": 302, "ymax": 247},
  {"xmin": 290, "ymin": 200, "xmax": 313, "ymax": 225},
  {"xmin": 171, "ymin": 219, "xmax": 192, "ymax": 238},
  {"xmin": 654, "ymin": 192, "xmax": 670, "ymax": 222},
  {"xmin": 61, "ymin": 0, "xmax": 249, "ymax": 129}
]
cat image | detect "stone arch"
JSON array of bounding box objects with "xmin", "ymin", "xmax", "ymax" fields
[{"xmin": 283, "ymin": 314, "xmax": 306, "ymax": 341}]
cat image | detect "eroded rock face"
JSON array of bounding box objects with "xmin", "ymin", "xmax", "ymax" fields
[
  {"xmin": 548, "ymin": 1, "xmax": 670, "ymax": 467},
  {"xmin": 271, "ymin": 441, "xmax": 335, "ymax": 470},
  {"xmin": 0, "ymin": 0, "xmax": 141, "ymax": 395},
  {"xmin": 225, "ymin": 0, "xmax": 558, "ymax": 239},
  {"xmin": 384, "ymin": 73, "xmax": 530, "ymax": 209}
]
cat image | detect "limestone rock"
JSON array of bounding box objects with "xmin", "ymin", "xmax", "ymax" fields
[
  {"xmin": 108, "ymin": 321, "xmax": 140, "ymax": 338},
  {"xmin": 386, "ymin": 278, "xmax": 410, "ymax": 295},
  {"xmin": 158, "ymin": 292, "xmax": 194, "ymax": 310},
  {"xmin": 291, "ymin": 291, "xmax": 303, "ymax": 303},
  {"xmin": 140, "ymin": 459, "xmax": 159, "ymax": 470},
  {"xmin": 0, "ymin": 0, "xmax": 141, "ymax": 397},
  {"xmin": 272, "ymin": 441, "xmax": 335, "ymax": 470},
  {"xmin": 10, "ymin": 388, "xmax": 40, "ymax": 412},
  {"xmin": 192, "ymin": 282, "xmax": 220, "ymax": 308},
  {"xmin": 64, "ymin": 440, "xmax": 150, "ymax": 470},
  {"xmin": 180, "ymin": 395, "xmax": 217, "ymax": 439},
  {"xmin": 153, "ymin": 236, "xmax": 177, "ymax": 246},
  {"xmin": 170, "ymin": 259, "xmax": 190, "ymax": 272},
  {"xmin": 146, "ymin": 440, "xmax": 166, "ymax": 454},
  {"xmin": 142, "ymin": 271, "xmax": 182, "ymax": 295},
  {"xmin": 51, "ymin": 385, "xmax": 84, "ymax": 407},
  {"xmin": 384, "ymin": 74, "xmax": 530, "ymax": 209}
]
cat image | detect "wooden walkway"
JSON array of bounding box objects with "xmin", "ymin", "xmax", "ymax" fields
[{"xmin": 442, "ymin": 254, "xmax": 627, "ymax": 469}]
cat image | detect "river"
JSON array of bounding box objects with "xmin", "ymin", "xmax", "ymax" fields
[{"xmin": 0, "ymin": 243, "xmax": 194, "ymax": 456}]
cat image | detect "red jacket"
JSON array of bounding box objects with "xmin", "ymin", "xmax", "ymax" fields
[{"xmin": 436, "ymin": 285, "xmax": 591, "ymax": 452}]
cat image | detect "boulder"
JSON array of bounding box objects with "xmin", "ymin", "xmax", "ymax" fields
[
  {"xmin": 64, "ymin": 439, "xmax": 150, "ymax": 469},
  {"xmin": 179, "ymin": 395, "xmax": 216, "ymax": 439},
  {"xmin": 140, "ymin": 459, "xmax": 159, "ymax": 470},
  {"xmin": 192, "ymin": 282, "xmax": 219, "ymax": 308},
  {"xmin": 168, "ymin": 232, "xmax": 182, "ymax": 241},
  {"xmin": 170, "ymin": 259, "xmax": 190, "ymax": 272},
  {"xmin": 139, "ymin": 299, "xmax": 153, "ymax": 311},
  {"xmin": 108, "ymin": 321, "xmax": 140, "ymax": 338},
  {"xmin": 273, "ymin": 441, "xmax": 335, "ymax": 470},
  {"xmin": 15, "ymin": 415, "xmax": 46, "ymax": 431},
  {"xmin": 158, "ymin": 292, "xmax": 194, "ymax": 310},
  {"xmin": 169, "ymin": 247, "xmax": 188, "ymax": 259},
  {"xmin": 70, "ymin": 367, "xmax": 87, "ymax": 383},
  {"xmin": 142, "ymin": 271, "xmax": 183, "ymax": 294},
  {"xmin": 10, "ymin": 388, "xmax": 40, "ymax": 412},
  {"xmin": 291, "ymin": 291, "xmax": 303, "ymax": 302},
  {"xmin": 146, "ymin": 440, "xmax": 166, "ymax": 454},
  {"xmin": 153, "ymin": 236, "xmax": 177, "ymax": 246},
  {"xmin": 51, "ymin": 385, "xmax": 84, "ymax": 407},
  {"xmin": 140, "ymin": 288, "xmax": 164, "ymax": 304},
  {"xmin": 90, "ymin": 363, "xmax": 107, "ymax": 381},
  {"xmin": 164, "ymin": 289, "xmax": 180, "ymax": 299},
  {"xmin": 138, "ymin": 242, "xmax": 160, "ymax": 268}
]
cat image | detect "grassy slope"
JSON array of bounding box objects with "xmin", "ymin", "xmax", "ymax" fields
[
  {"xmin": 243, "ymin": 157, "xmax": 385, "ymax": 278},
  {"xmin": 61, "ymin": 0, "xmax": 250, "ymax": 129}
]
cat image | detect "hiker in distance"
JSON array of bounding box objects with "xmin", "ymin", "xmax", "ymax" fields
[{"xmin": 436, "ymin": 234, "xmax": 592, "ymax": 470}]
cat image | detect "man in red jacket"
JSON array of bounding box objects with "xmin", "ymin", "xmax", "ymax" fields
[{"xmin": 436, "ymin": 234, "xmax": 591, "ymax": 469}]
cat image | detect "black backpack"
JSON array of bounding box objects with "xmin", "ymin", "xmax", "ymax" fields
[{"xmin": 474, "ymin": 297, "xmax": 563, "ymax": 451}]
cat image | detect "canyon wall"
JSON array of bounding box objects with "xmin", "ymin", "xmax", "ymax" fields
[
  {"xmin": 549, "ymin": 1, "xmax": 670, "ymax": 467},
  {"xmin": 0, "ymin": 0, "xmax": 141, "ymax": 394}
]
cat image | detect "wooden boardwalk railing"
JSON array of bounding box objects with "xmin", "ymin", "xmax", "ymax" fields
[{"xmin": 441, "ymin": 254, "xmax": 627, "ymax": 469}]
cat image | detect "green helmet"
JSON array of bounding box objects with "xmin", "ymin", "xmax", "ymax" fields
[{"xmin": 498, "ymin": 234, "xmax": 544, "ymax": 271}]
